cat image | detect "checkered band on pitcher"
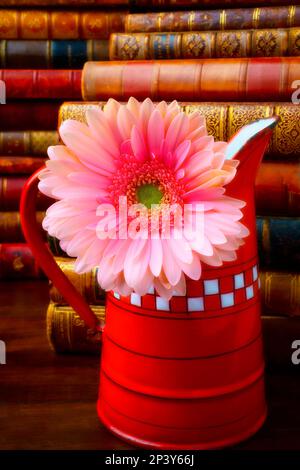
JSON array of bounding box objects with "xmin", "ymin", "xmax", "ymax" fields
[{"xmin": 110, "ymin": 259, "xmax": 260, "ymax": 314}]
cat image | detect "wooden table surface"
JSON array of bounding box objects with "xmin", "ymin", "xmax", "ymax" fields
[{"xmin": 1, "ymin": 280, "xmax": 300, "ymax": 450}]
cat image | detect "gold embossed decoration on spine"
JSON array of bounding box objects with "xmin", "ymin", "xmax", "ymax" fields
[
  {"xmin": 110, "ymin": 29, "xmax": 300, "ymax": 60},
  {"xmin": 46, "ymin": 302, "xmax": 105, "ymax": 354},
  {"xmin": 260, "ymin": 271, "xmax": 300, "ymax": 316},
  {"xmin": 273, "ymin": 105, "xmax": 300, "ymax": 156},
  {"xmin": 49, "ymin": 257, "xmax": 105, "ymax": 305}
]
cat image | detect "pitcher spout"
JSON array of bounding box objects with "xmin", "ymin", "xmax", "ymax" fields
[{"xmin": 225, "ymin": 116, "xmax": 279, "ymax": 199}]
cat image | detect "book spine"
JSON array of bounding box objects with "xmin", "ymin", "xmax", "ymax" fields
[
  {"xmin": 0, "ymin": 0, "xmax": 129, "ymax": 5},
  {"xmin": 137, "ymin": 0, "xmax": 300, "ymax": 6},
  {"xmin": 0, "ymin": 102, "xmax": 60, "ymax": 130},
  {"xmin": 0, "ymin": 212, "xmax": 45, "ymax": 242},
  {"xmin": 126, "ymin": 6, "xmax": 300, "ymax": 33},
  {"xmin": 0, "ymin": 131, "xmax": 58, "ymax": 156},
  {"xmin": 255, "ymin": 162, "xmax": 300, "ymax": 216},
  {"xmin": 1, "ymin": 70, "xmax": 81, "ymax": 99},
  {"xmin": 0, "ymin": 0, "xmax": 293, "ymax": 5},
  {"xmin": 260, "ymin": 271, "xmax": 300, "ymax": 318},
  {"xmin": 0, "ymin": 10, "xmax": 126, "ymax": 39},
  {"xmin": 0, "ymin": 243, "xmax": 44, "ymax": 280},
  {"xmin": 47, "ymin": 302, "xmax": 105, "ymax": 354},
  {"xmin": 49, "ymin": 257, "xmax": 105, "ymax": 305},
  {"xmin": 82, "ymin": 58, "xmax": 300, "ymax": 102},
  {"xmin": 58, "ymin": 102, "xmax": 300, "ymax": 160},
  {"xmin": 257, "ymin": 216, "xmax": 300, "ymax": 269},
  {"xmin": 138, "ymin": 0, "xmax": 300, "ymax": 6},
  {"xmin": 0, "ymin": 156, "xmax": 46, "ymax": 174},
  {"xmin": 0, "ymin": 177, "xmax": 50, "ymax": 211},
  {"xmin": 0, "ymin": 40, "xmax": 109, "ymax": 69},
  {"xmin": 110, "ymin": 29, "xmax": 300, "ymax": 60}
]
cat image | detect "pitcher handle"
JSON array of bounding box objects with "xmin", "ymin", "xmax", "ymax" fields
[{"xmin": 20, "ymin": 167, "xmax": 103, "ymax": 335}]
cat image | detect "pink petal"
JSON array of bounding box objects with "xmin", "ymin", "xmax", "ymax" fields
[
  {"xmin": 74, "ymin": 237, "xmax": 107, "ymax": 273},
  {"xmin": 126, "ymin": 96, "xmax": 141, "ymax": 119},
  {"xmin": 165, "ymin": 112, "xmax": 189, "ymax": 153},
  {"xmin": 67, "ymin": 171, "xmax": 108, "ymax": 189},
  {"xmin": 148, "ymin": 109, "xmax": 164, "ymax": 156},
  {"xmin": 120, "ymin": 139, "xmax": 134, "ymax": 155},
  {"xmin": 117, "ymin": 106, "xmax": 137, "ymax": 141},
  {"xmin": 174, "ymin": 140, "xmax": 191, "ymax": 171},
  {"xmin": 149, "ymin": 238, "xmax": 163, "ymax": 277},
  {"xmin": 161, "ymin": 239, "xmax": 182, "ymax": 286},
  {"xmin": 103, "ymin": 99, "xmax": 123, "ymax": 144},
  {"xmin": 131, "ymin": 125, "xmax": 148, "ymax": 162},
  {"xmin": 175, "ymin": 254, "xmax": 201, "ymax": 281},
  {"xmin": 86, "ymin": 108, "xmax": 120, "ymax": 157},
  {"xmin": 169, "ymin": 234, "xmax": 193, "ymax": 264},
  {"xmin": 59, "ymin": 120, "xmax": 115, "ymax": 176},
  {"xmin": 138, "ymin": 98, "xmax": 155, "ymax": 135},
  {"xmin": 187, "ymin": 111, "xmax": 206, "ymax": 133}
]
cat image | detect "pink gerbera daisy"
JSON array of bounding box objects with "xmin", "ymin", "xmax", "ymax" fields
[{"xmin": 39, "ymin": 98, "xmax": 249, "ymax": 300}]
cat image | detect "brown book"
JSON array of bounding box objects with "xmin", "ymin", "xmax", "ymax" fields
[
  {"xmin": 0, "ymin": 156, "xmax": 46, "ymax": 174},
  {"xmin": 0, "ymin": 10, "xmax": 126, "ymax": 39},
  {"xmin": 260, "ymin": 272, "xmax": 300, "ymax": 318},
  {"xmin": 58, "ymin": 102, "xmax": 300, "ymax": 160},
  {"xmin": 0, "ymin": 131, "xmax": 58, "ymax": 156},
  {"xmin": 110, "ymin": 29, "xmax": 300, "ymax": 60},
  {"xmin": 0, "ymin": 0, "xmax": 129, "ymax": 5},
  {"xmin": 49, "ymin": 257, "xmax": 300, "ymax": 317},
  {"xmin": 49, "ymin": 257, "xmax": 105, "ymax": 305},
  {"xmin": 82, "ymin": 58, "xmax": 300, "ymax": 102},
  {"xmin": 126, "ymin": 6, "xmax": 300, "ymax": 33},
  {"xmin": 46, "ymin": 302, "xmax": 300, "ymax": 367},
  {"xmin": 255, "ymin": 162, "xmax": 300, "ymax": 216},
  {"xmin": 47, "ymin": 302, "xmax": 105, "ymax": 354},
  {"xmin": 0, "ymin": 0, "xmax": 294, "ymax": 6},
  {"xmin": 0, "ymin": 211, "xmax": 45, "ymax": 242}
]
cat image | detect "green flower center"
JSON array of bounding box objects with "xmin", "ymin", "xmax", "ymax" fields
[{"xmin": 136, "ymin": 183, "xmax": 163, "ymax": 209}]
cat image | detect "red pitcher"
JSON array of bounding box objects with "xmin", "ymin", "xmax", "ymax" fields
[{"xmin": 20, "ymin": 115, "xmax": 278, "ymax": 450}]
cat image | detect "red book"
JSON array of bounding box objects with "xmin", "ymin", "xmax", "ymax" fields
[
  {"xmin": 255, "ymin": 162, "xmax": 300, "ymax": 216},
  {"xmin": 1, "ymin": 70, "xmax": 81, "ymax": 99},
  {"xmin": 0, "ymin": 243, "xmax": 44, "ymax": 280},
  {"xmin": 0, "ymin": 157, "xmax": 46, "ymax": 174},
  {"xmin": 83, "ymin": 58, "xmax": 300, "ymax": 101},
  {"xmin": 0, "ymin": 102, "xmax": 60, "ymax": 130},
  {"xmin": 0, "ymin": 176, "xmax": 50, "ymax": 211}
]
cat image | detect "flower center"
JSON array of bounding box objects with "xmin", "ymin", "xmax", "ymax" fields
[
  {"xmin": 108, "ymin": 155, "xmax": 185, "ymax": 231},
  {"xmin": 136, "ymin": 183, "xmax": 163, "ymax": 209}
]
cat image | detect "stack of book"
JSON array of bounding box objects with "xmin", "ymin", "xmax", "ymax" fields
[
  {"xmin": 0, "ymin": 111, "xmax": 61, "ymax": 280},
  {"xmin": 7, "ymin": 0, "xmax": 298, "ymax": 366},
  {"xmin": 0, "ymin": 3, "xmax": 129, "ymax": 279}
]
